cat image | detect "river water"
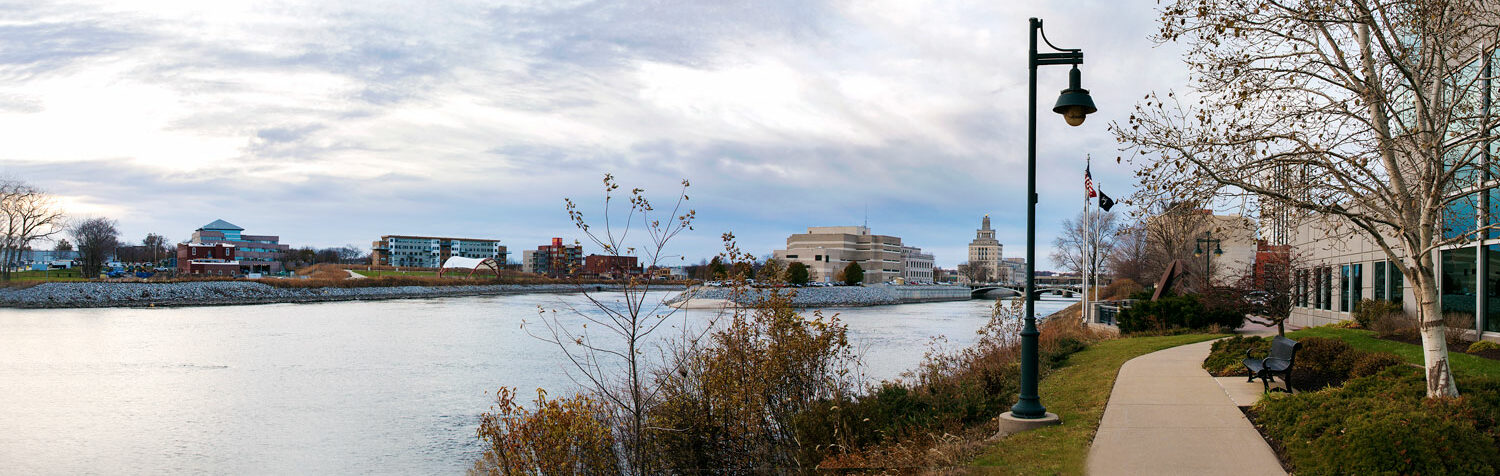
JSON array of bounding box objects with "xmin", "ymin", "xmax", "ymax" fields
[{"xmin": 0, "ymin": 292, "xmax": 1071, "ymax": 474}]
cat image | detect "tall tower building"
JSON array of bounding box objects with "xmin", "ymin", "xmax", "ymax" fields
[{"xmin": 967, "ymin": 215, "xmax": 1005, "ymax": 282}]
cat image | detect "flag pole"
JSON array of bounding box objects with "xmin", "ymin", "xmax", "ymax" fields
[{"xmin": 1083, "ymin": 154, "xmax": 1091, "ymax": 326}]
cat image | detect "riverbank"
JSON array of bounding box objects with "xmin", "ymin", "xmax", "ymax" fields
[
  {"xmin": 667, "ymin": 284, "xmax": 974, "ymax": 308},
  {"xmin": 0, "ymin": 281, "xmax": 682, "ymax": 309}
]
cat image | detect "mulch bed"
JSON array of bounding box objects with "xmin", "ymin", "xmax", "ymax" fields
[{"xmin": 1374, "ymin": 331, "xmax": 1500, "ymax": 361}]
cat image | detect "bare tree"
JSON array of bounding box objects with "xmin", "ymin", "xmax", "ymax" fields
[
  {"xmin": 71, "ymin": 217, "xmax": 119, "ymax": 278},
  {"xmin": 956, "ymin": 261, "xmax": 993, "ymax": 284},
  {"xmin": 143, "ymin": 233, "xmax": 169, "ymax": 263},
  {"xmin": 528, "ymin": 174, "xmax": 696, "ymax": 474},
  {"xmin": 0, "ymin": 180, "xmax": 66, "ymax": 280},
  {"xmin": 1109, "ymin": 223, "xmax": 1151, "ymax": 285},
  {"xmin": 1050, "ymin": 209, "xmax": 1121, "ymax": 284},
  {"xmin": 53, "ymin": 238, "xmax": 73, "ymax": 252},
  {"xmin": 1142, "ymin": 202, "xmax": 1213, "ymax": 288},
  {"xmin": 1115, "ymin": 0, "xmax": 1500, "ymax": 397}
]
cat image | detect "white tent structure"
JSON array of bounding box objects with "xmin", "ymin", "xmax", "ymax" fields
[{"xmin": 437, "ymin": 256, "xmax": 501, "ymax": 278}]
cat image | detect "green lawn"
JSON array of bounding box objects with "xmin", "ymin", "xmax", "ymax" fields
[
  {"xmin": 7, "ymin": 269, "xmax": 89, "ymax": 281},
  {"xmin": 1287, "ymin": 327, "xmax": 1500, "ymax": 380},
  {"xmin": 971, "ymin": 333, "xmax": 1224, "ymax": 474}
]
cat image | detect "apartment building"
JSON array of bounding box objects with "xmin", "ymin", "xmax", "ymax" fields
[
  {"xmin": 370, "ymin": 235, "xmax": 508, "ymax": 268},
  {"xmin": 523, "ymin": 238, "xmax": 583, "ymax": 276}
]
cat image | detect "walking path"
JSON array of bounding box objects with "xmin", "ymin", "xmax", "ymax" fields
[
  {"xmin": 346, "ymin": 269, "xmax": 367, "ymax": 279},
  {"xmin": 1086, "ymin": 340, "xmax": 1285, "ymax": 475}
]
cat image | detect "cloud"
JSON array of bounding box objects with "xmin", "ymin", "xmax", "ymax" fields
[{"xmin": 0, "ymin": 0, "xmax": 1189, "ymax": 268}]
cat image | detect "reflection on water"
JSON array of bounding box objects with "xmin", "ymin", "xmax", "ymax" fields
[{"xmin": 0, "ymin": 292, "xmax": 1071, "ymax": 474}]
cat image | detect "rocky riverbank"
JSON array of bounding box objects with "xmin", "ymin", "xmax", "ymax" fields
[
  {"xmin": 667, "ymin": 284, "xmax": 972, "ymax": 308},
  {"xmin": 0, "ymin": 281, "xmax": 670, "ymax": 309}
]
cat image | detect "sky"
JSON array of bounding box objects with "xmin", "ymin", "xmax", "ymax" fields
[{"xmin": 0, "ymin": 0, "xmax": 1190, "ymax": 269}]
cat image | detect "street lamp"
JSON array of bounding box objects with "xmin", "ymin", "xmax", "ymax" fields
[
  {"xmin": 999, "ymin": 17, "xmax": 1097, "ymax": 435},
  {"xmin": 1195, "ymin": 231, "xmax": 1224, "ymax": 288}
]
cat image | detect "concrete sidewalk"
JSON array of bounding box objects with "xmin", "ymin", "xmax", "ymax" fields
[{"xmin": 1086, "ymin": 340, "xmax": 1285, "ymax": 476}]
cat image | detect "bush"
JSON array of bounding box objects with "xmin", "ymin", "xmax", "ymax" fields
[
  {"xmin": 1252, "ymin": 369, "xmax": 1500, "ymax": 475},
  {"xmin": 1288, "ymin": 337, "xmax": 1357, "ymax": 391},
  {"xmin": 1349, "ymin": 351, "xmax": 1405, "ymax": 378},
  {"xmin": 786, "ymin": 261, "xmax": 809, "ymax": 285},
  {"xmin": 1101, "ymin": 278, "xmax": 1142, "ymax": 300},
  {"xmin": 1469, "ymin": 340, "xmax": 1500, "ymax": 354},
  {"xmin": 1353, "ymin": 299, "xmax": 1402, "ymax": 328},
  {"xmin": 1369, "ymin": 309, "xmax": 1417, "ymax": 336},
  {"xmin": 472, "ymin": 388, "xmax": 617, "ymax": 475},
  {"xmin": 1202, "ymin": 336, "xmax": 1268, "ymax": 377},
  {"xmin": 1115, "ymin": 294, "xmax": 1243, "ymax": 334},
  {"xmin": 842, "ymin": 261, "xmax": 864, "ymax": 285}
]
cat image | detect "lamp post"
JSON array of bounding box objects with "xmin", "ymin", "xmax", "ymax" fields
[
  {"xmin": 1195, "ymin": 231, "xmax": 1224, "ymax": 288},
  {"xmin": 999, "ymin": 17, "xmax": 1097, "ymax": 435}
]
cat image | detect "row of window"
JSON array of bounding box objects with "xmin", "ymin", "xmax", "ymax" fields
[{"xmin": 1294, "ymin": 261, "xmax": 1404, "ymax": 311}]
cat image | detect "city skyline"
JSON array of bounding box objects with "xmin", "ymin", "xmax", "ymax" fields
[{"xmin": 0, "ymin": 1, "xmax": 1190, "ymax": 268}]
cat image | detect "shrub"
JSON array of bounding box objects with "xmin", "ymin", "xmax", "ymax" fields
[
  {"xmin": 1102, "ymin": 278, "xmax": 1142, "ymax": 300},
  {"xmin": 786, "ymin": 262, "xmax": 809, "ymax": 285},
  {"xmin": 1369, "ymin": 309, "xmax": 1417, "ymax": 336},
  {"xmin": 842, "ymin": 261, "xmax": 864, "ymax": 285},
  {"xmin": 1115, "ymin": 294, "xmax": 1243, "ymax": 334},
  {"xmin": 1349, "ymin": 351, "xmax": 1405, "ymax": 378},
  {"xmin": 1202, "ymin": 336, "xmax": 1268, "ymax": 377},
  {"xmin": 472, "ymin": 388, "xmax": 617, "ymax": 475},
  {"xmin": 1352, "ymin": 299, "xmax": 1402, "ymax": 328},
  {"xmin": 1469, "ymin": 340, "xmax": 1500, "ymax": 354},
  {"xmin": 1288, "ymin": 337, "xmax": 1357, "ymax": 391},
  {"xmin": 1253, "ymin": 369, "xmax": 1500, "ymax": 475}
]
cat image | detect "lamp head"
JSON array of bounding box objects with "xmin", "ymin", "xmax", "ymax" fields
[
  {"xmin": 1214, "ymin": 244, "xmax": 1224, "ymax": 256},
  {"xmin": 1053, "ymin": 66, "xmax": 1097, "ymax": 126},
  {"xmin": 1194, "ymin": 244, "xmax": 1204, "ymax": 257}
]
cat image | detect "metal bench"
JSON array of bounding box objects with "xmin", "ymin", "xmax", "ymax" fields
[{"xmin": 1243, "ymin": 335, "xmax": 1301, "ymax": 393}]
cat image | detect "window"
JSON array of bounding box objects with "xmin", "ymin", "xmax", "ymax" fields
[
  {"xmin": 1374, "ymin": 261, "xmax": 1386, "ymax": 301},
  {"xmin": 1339, "ymin": 265, "xmax": 1350, "ymax": 312},
  {"xmin": 1442, "ymin": 247, "xmax": 1477, "ymax": 316},
  {"xmin": 1350, "ymin": 263, "xmax": 1363, "ymax": 311}
]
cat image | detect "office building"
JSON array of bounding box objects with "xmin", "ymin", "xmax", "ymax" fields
[
  {"xmin": 900, "ymin": 245, "xmax": 934, "ymax": 283},
  {"xmin": 967, "ymin": 215, "xmax": 1004, "ymax": 283},
  {"xmin": 771, "ymin": 226, "xmax": 904, "ymax": 284},
  {"xmin": 190, "ymin": 219, "xmax": 290, "ymax": 274}
]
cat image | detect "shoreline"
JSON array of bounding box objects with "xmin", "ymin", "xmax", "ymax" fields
[
  {"xmin": 0, "ymin": 281, "xmax": 684, "ymax": 310},
  {"xmin": 666, "ymin": 284, "xmax": 975, "ymax": 309}
]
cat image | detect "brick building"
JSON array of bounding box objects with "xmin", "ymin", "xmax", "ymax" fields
[
  {"xmin": 190, "ymin": 219, "xmax": 290, "ymax": 274},
  {"xmin": 522, "ymin": 238, "xmax": 583, "ymax": 277},
  {"xmin": 583, "ymin": 255, "xmax": 640, "ymax": 279},
  {"xmin": 176, "ymin": 242, "xmax": 241, "ymax": 276}
]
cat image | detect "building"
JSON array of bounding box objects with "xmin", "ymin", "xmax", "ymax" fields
[
  {"xmin": 190, "ymin": 219, "xmax": 290, "ymax": 274},
  {"xmin": 371, "ymin": 235, "xmax": 508, "ymax": 268},
  {"xmin": 900, "ymin": 246, "xmax": 934, "ymax": 283},
  {"xmin": 176, "ymin": 242, "xmax": 240, "ymax": 276},
  {"xmin": 21, "ymin": 249, "xmax": 79, "ymax": 270},
  {"xmin": 583, "ymin": 255, "xmax": 641, "ymax": 279},
  {"xmin": 1143, "ymin": 209, "xmax": 1257, "ymax": 286},
  {"xmin": 771, "ymin": 226, "xmax": 904, "ymax": 284},
  {"xmin": 1002, "ymin": 257, "xmax": 1027, "ymax": 284},
  {"xmin": 967, "ymin": 215, "xmax": 1004, "ymax": 283},
  {"xmin": 523, "ymin": 238, "xmax": 583, "ymax": 276}
]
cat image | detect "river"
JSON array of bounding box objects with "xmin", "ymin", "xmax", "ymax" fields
[{"xmin": 0, "ymin": 292, "xmax": 1072, "ymax": 474}]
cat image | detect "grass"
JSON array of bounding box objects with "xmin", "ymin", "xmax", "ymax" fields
[
  {"xmin": 351, "ymin": 269, "xmax": 440, "ymax": 277},
  {"xmin": 970, "ymin": 333, "xmax": 1224, "ymax": 474},
  {"xmin": 6, "ymin": 269, "xmax": 89, "ymax": 281},
  {"xmin": 1287, "ymin": 326, "xmax": 1500, "ymax": 380}
]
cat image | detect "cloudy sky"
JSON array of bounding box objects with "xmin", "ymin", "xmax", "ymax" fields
[{"xmin": 0, "ymin": 0, "xmax": 1188, "ymax": 269}]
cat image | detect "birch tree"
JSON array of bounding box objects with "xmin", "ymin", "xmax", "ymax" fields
[{"xmin": 1115, "ymin": 0, "xmax": 1500, "ymax": 397}]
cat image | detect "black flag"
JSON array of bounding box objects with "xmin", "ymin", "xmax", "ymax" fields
[{"xmin": 1098, "ymin": 190, "xmax": 1115, "ymax": 211}]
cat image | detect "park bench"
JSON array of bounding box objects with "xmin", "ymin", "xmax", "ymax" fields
[{"xmin": 1243, "ymin": 335, "xmax": 1301, "ymax": 393}]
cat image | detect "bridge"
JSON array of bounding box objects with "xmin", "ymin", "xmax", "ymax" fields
[{"xmin": 967, "ymin": 283, "xmax": 1083, "ymax": 299}]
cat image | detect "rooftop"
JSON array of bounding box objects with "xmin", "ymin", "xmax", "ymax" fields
[{"xmin": 198, "ymin": 219, "xmax": 244, "ymax": 231}]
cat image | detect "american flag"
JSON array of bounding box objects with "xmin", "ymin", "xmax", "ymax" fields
[{"xmin": 1085, "ymin": 166, "xmax": 1097, "ymax": 198}]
